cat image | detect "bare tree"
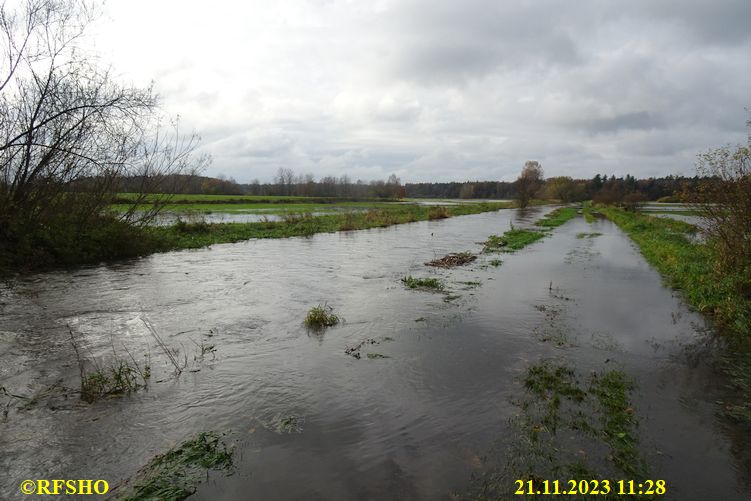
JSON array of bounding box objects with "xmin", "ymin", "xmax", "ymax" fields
[
  {"xmin": 274, "ymin": 167, "xmax": 294, "ymax": 196},
  {"xmin": 693, "ymin": 117, "xmax": 751, "ymax": 278},
  {"xmin": 0, "ymin": 0, "xmax": 207, "ymax": 261},
  {"xmin": 514, "ymin": 160, "xmax": 544, "ymax": 208}
]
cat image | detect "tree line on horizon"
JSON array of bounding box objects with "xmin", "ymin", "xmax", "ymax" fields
[{"xmin": 113, "ymin": 170, "xmax": 702, "ymax": 203}]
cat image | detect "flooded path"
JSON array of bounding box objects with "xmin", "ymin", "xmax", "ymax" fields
[{"xmin": 1, "ymin": 208, "xmax": 749, "ymax": 500}]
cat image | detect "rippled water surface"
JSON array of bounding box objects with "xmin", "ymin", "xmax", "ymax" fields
[{"xmin": 1, "ymin": 207, "xmax": 749, "ymax": 500}]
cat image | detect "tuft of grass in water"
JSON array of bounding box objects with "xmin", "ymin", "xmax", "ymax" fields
[
  {"xmin": 483, "ymin": 229, "xmax": 546, "ymax": 252},
  {"xmin": 273, "ymin": 414, "xmax": 305, "ymax": 434},
  {"xmin": 304, "ymin": 304, "xmax": 340, "ymax": 329},
  {"xmin": 489, "ymin": 258, "xmax": 503, "ymax": 267},
  {"xmin": 192, "ymin": 340, "xmax": 216, "ymax": 362},
  {"xmin": 402, "ymin": 275, "xmax": 445, "ymax": 290},
  {"xmin": 367, "ymin": 353, "xmax": 390, "ymax": 359},
  {"xmin": 535, "ymin": 207, "xmax": 579, "ymax": 228},
  {"xmin": 576, "ymin": 232, "xmax": 602, "ymax": 239},
  {"xmin": 80, "ymin": 360, "xmax": 148, "ymax": 403},
  {"xmin": 81, "ymin": 360, "xmax": 148, "ymax": 402},
  {"xmin": 114, "ymin": 432, "xmax": 233, "ymax": 501}
]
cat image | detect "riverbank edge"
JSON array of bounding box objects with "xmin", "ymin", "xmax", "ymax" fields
[
  {"xmin": 599, "ymin": 206, "xmax": 751, "ymax": 424},
  {"xmin": 2, "ymin": 201, "xmax": 524, "ymax": 276}
]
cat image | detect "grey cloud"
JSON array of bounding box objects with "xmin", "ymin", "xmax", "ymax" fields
[
  {"xmin": 626, "ymin": 0, "xmax": 751, "ymax": 46},
  {"xmin": 380, "ymin": 0, "xmax": 582, "ymax": 84},
  {"xmin": 106, "ymin": 0, "xmax": 751, "ymax": 183},
  {"xmin": 578, "ymin": 111, "xmax": 665, "ymax": 135}
]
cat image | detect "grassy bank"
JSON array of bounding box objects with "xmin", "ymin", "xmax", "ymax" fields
[
  {"xmin": 1, "ymin": 202, "xmax": 511, "ymax": 274},
  {"xmin": 600, "ymin": 207, "xmax": 751, "ymax": 422},
  {"xmin": 148, "ymin": 202, "xmax": 510, "ymax": 251},
  {"xmin": 600, "ymin": 208, "xmax": 749, "ymax": 338}
]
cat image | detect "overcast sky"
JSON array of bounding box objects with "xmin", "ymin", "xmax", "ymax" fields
[{"xmin": 92, "ymin": 0, "xmax": 751, "ymax": 183}]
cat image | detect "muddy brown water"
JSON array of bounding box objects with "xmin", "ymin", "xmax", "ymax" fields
[{"xmin": 1, "ymin": 207, "xmax": 749, "ymax": 500}]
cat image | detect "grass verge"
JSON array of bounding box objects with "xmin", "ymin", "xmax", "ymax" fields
[
  {"xmin": 582, "ymin": 202, "xmax": 597, "ymax": 223},
  {"xmin": 483, "ymin": 229, "xmax": 546, "ymax": 252},
  {"xmin": 599, "ymin": 208, "xmax": 748, "ymax": 339},
  {"xmin": 535, "ymin": 207, "xmax": 579, "ymax": 229},
  {"xmin": 600, "ymin": 207, "xmax": 751, "ymax": 423}
]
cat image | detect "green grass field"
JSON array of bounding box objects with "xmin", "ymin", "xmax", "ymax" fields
[
  {"xmin": 110, "ymin": 194, "xmax": 495, "ymax": 215},
  {"xmin": 115, "ymin": 193, "xmax": 360, "ymax": 203},
  {"xmin": 111, "ymin": 200, "xmax": 405, "ymax": 214}
]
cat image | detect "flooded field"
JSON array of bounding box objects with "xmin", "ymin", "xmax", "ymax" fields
[
  {"xmin": 641, "ymin": 203, "xmax": 703, "ymax": 227},
  {"xmin": 1, "ymin": 207, "xmax": 749, "ymax": 500}
]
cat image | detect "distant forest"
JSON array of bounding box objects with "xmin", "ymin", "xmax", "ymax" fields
[{"xmin": 114, "ymin": 170, "xmax": 701, "ymax": 203}]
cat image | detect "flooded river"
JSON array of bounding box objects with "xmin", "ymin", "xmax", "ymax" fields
[{"xmin": 1, "ymin": 208, "xmax": 749, "ymax": 500}]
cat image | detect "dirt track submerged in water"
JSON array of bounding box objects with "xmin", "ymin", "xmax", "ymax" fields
[{"xmin": 1, "ymin": 207, "xmax": 749, "ymax": 500}]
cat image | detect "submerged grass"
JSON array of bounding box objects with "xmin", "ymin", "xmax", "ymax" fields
[
  {"xmin": 464, "ymin": 361, "xmax": 649, "ymax": 500},
  {"xmin": 114, "ymin": 432, "xmax": 233, "ymax": 501},
  {"xmin": 589, "ymin": 371, "xmax": 646, "ymax": 478},
  {"xmin": 600, "ymin": 207, "xmax": 751, "ymax": 424},
  {"xmin": 402, "ymin": 275, "xmax": 445, "ymax": 290}
]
